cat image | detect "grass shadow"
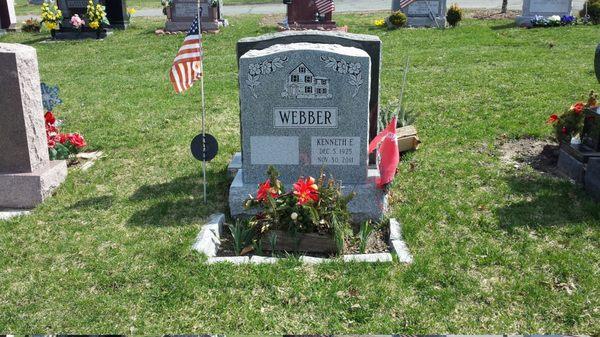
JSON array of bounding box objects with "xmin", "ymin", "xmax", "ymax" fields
[
  {"xmin": 490, "ymin": 22, "xmax": 517, "ymax": 30},
  {"xmin": 127, "ymin": 169, "xmax": 230, "ymax": 227},
  {"xmin": 495, "ymin": 172, "xmax": 600, "ymax": 231},
  {"xmin": 69, "ymin": 195, "xmax": 114, "ymax": 210}
]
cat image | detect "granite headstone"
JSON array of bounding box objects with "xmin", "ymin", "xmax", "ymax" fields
[
  {"xmin": 516, "ymin": 0, "xmax": 573, "ymax": 27},
  {"xmin": 229, "ymin": 42, "xmax": 387, "ymax": 222},
  {"xmin": 236, "ymin": 30, "xmax": 382, "ymax": 149},
  {"xmin": 0, "ymin": 43, "xmax": 68, "ymax": 209},
  {"xmin": 104, "ymin": 0, "xmax": 129, "ymax": 29},
  {"xmin": 0, "ymin": 0, "xmax": 17, "ymax": 31},
  {"xmin": 392, "ymin": 0, "xmax": 447, "ymax": 28},
  {"xmin": 165, "ymin": 0, "xmax": 226, "ymax": 32},
  {"xmin": 55, "ymin": 0, "xmax": 109, "ymax": 39},
  {"xmin": 283, "ymin": 0, "xmax": 337, "ymax": 30}
]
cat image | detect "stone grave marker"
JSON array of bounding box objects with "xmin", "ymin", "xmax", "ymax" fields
[
  {"xmin": 0, "ymin": 0, "xmax": 17, "ymax": 31},
  {"xmin": 165, "ymin": 0, "xmax": 226, "ymax": 32},
  {"xmin": 392, "ymin": 0, "xmax": 446, "ymax": 28},
  {"xmin": 516, "ymin": 0, "xmax": 573, "ymax": 27},
  {"xmin": 0, "ymin": 43, "xmax": 68, "ymax": 209},
  {"xmin": 229, "ymin": 42, "xmax": 387, "ymax": 222},
  {"xmin": 55, "ymin": 0, "xmax": 109, "ymax": 38},
  {"xmin": 104, "ymin": 0, "xmax": 130, "ymax": 29},
  {"xmin": 236, "ymin": 30, "xmax": 382, "ymax": 155},
  {"xmin": 282, "ymin": 0, "xmax": 339, "ymax": 30}
]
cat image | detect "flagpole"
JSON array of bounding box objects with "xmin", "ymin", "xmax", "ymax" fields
[{"xmin": 197, "ymin": 0, "xmax": 208, "ymax": 204}]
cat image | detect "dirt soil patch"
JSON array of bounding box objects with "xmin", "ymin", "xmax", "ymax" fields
[
  {"xmin": 468, "ymin": 9, "xmax": 520, "ymax": 20},
  {"xmin": 498, "ymin": 138, "xmax": 561, "ymax": 176},
  {"xmin": 217, "ymin": 224, "xmax": 390, "ymax": 258}
]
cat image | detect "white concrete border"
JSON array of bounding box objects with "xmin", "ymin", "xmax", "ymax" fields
[
  {"xmin": 0, "ymin": 209, "xmax": 31, "ymax": 221},
  {"xmin": 193, "ymin": 214, "xmax": 412, "ymax": 265}
]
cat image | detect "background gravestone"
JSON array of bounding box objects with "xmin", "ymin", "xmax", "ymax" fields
[
  {"xmin": 165, "ymin": 0, "xmax": 226, "ymax": 32},
  {"xmin": 392, "ymin": 0, "xmax": 446, "ymax": 28},
  {"xmin": 230, "ymin": 42, "xmax": 387, "ymax": 222},
  {"xmin": 55, "ymin": 0, "xmax": 109, "ymax": 38},
  {"xmin": 516, "ymin": 0, "xmax": 573, "ymax": 27},
  {"xmin": 0, "ymin": 0, "xmax": 17, "ymax": 31},
  {"xmin": 104, "ymin": 0, "xmax": 129, "ymax": 29},
  {"xmin": 284, "ymin": 0, "xmax": 337, "ymax": 30},
  {"xmin": 0, "ymin": 43, "xmax": 68, "ymax": 209},
  {"xmin": 236, "ymin": 30, "xmax": 382, "ymax": 155},
  {"xmin": 595, "ymin": 43, "xmax": 600, "ymax": 83}
]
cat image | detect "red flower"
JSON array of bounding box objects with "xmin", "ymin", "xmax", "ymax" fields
[
  {"xmin": 67, "ymin": 133, "xmax": 86, "ymax": 149},
  {"xmin": 256, "ymin": 179, "xmax": 279, "ymax": 201},
  {"xmin": 44, "ymin": 111, "xmax": 56, "ymax": 125},
  {"xmin": 571, "ymin": 102, "xmax": 585, "ymax": 115},
  {"xmin": 547, "ymin": 114, "xmax": 559, "ymax": 124},
  {"xmin": 562, "ymin": 126, "xmax": 568, "ymax": 135},
  {"xmin": 45, "ymin": 123, "xmax": 57, "ymax": 134},
  {"xmin": 56, "ymin": 133, "xmax": 69, "ymax": 144},
  {"xmin": 47, "ymin": 135, "xmax": 56, "ymax": 149},
  {"xmin": 293, "ymin": 176, "xmax": 319, "ymax": 205}
]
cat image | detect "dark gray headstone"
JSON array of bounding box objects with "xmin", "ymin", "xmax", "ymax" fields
[
  {"xmin": 585, "ymin": 158, "xmax": 600, "ymax": 200},
  {"xmin": 237, "ymin": 31, "xmax": 382, "ymax": 145},
  {"xmin": 164, "ymin": 0, "xmax": 226, "ymax": 32},
  {"xmin": 0, "ymin": 0, "xmax": 16, "ymax": 30},
  {"xmin": 105, "ymin": 0, "xmax": 129, "ymax": 29},
  {"xmin": 557, "ymin": 146, "xmax": 585, "ymax": 183}
]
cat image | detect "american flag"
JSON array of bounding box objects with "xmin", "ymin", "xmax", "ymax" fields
[
  {"xmin": 398, "ymin": 0, "xmax": 417, "ymax": 8},
  {"xmin": 315, "ymin": 0, "xmax": 334, "ymax": 15},
  {"xmin": 169, "ymin": 13, "xmax": 203, "ymax": 93}
]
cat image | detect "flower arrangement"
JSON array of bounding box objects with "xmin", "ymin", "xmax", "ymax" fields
[
  {"xmin": 374, "ymin": 18, "xmax": 386, "ymax": 27},
  {"xmin": 531, "ymin": 14, "xmax": 577, "ymax": 27},
  {"xmin": 41, "ymin": 83, "xmax": 87, "ymax": 161},
  {"xmin": 547, "ymin": 91, "xmax": 599, "ymax": 144},
  {"xmin": 85, "ymin": 0, "xmax": 109, "ymax": 30},
  {"xmin": 40, "ymin": 1, "xmax": 62, "ymax": 31},
  {"xmin": 446, "ymin": 3, "xmax": 463, "ymax": 27},
  {"xmin": 208, "ymin": 0, "xmax": 219, "ymax": 7},
  {"xmin": 374, "ymin": 11, "xmax": 407, "ymax": 29},
  {"xmin": 69, "ymin": 14, "xmax": 85, "ymax": 29},
  {"xmin": 21, "ymin": 18, "xmax": 41, "ymax": 32},
  {"xmin": 242, "ymin": 166, "xmax": 354, "ymax": 254}
]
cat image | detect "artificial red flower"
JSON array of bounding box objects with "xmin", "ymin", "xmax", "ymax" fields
[
  {"xmin": 293, "ymin": 176, "xmax": 319, "ymax": 205},
  {"xmin": 67, "ymin": 133, "xmax": 86, "ymax": 148},
  {"xmin": 47, "ymin": 136, "xmax": 56, "ymax": 149},
  {"xmin": 56, "ymin": 133, "xmax": 69, "ymax": 144},
  {"xmin": 44, "ymin": 111, "xmax": 56, "ymax": 125},
  {"xmin": 547, "ymin": 114, "xmax": 559, "ymax": 124},
  {"xmin": 562, "ymin": 126, "xmax": 568, "ymax": 135},
  {"xmin": 45, "ymin": 123, "xmax": 57, "ymax": 134},
  {"xmin": 571, "ymin": 102, "xmax": 585, "ymax": 115},
  {"xmin": 256, "ymin": 179, "xmax": 279, "ymax": 201}
]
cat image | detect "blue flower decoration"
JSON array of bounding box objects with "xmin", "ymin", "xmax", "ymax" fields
[{"xmin": 40, "ymin": 83, "xmax": 62, "ymax": 111}]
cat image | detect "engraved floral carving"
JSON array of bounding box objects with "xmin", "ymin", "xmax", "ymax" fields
[
  {"xmin": 246, "ymin": 56, "xmax": 289, "ymax": 98},
  {"xmin": 320, "ymin": 56, "xmax": 363, "ymax": 98}
]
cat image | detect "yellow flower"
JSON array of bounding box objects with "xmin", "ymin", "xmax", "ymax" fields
[
  {"xmin": 374, "ymin": 19, "xmax": 385, "ymax": 27},
  {"xmin": 44, "ymin": 21, "xmax": 57, "ymax": 30},
  {"xmin": 89, "ymin": 20, "xmax": 99, "ymax": 29},
  {"xmin": 127, "ymin": 7, "xmax": 135, "ymax": 15}
]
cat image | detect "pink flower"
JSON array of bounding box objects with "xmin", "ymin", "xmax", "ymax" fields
[{"xmin": 70, "ymin": 14, "xmax": 85, "ymax": 29}]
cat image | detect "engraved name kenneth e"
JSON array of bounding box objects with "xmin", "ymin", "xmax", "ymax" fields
[{"xmin": 273, "ymin": 107, "xmax": 338, "ymax": 128}]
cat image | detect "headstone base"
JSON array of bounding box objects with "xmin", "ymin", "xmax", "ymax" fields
[
  {"xmin": 0, "ymin": 160, "xmax": 67, "ymax": 209},
  {"xmin": 515, "ymin": 16, "xmax": 534, "ymax": 27},
  {"xmin": 165, "ymin": 19, "xmax": 226, "ymax": 32},
  {"xmin": 52, "ymin": 28, "xmax": 111, "ymax": 40},
  {"xmin": 229, "ymin": 168, "xmax": 388, "ymax": 224},
  {"xmin": 557, "ymin": 146, "xmax": 585, "ymax": 183},
  {"xmin": 585, "ymin": 158, "xmax": 600, "ymax": 200},
  {"xmin": 278, "ymin": 22, "xmax": 344, "ymax": 31},
  {"xmin": 407, "ymin": 16, "xmax": 446, "ymax": 28}
]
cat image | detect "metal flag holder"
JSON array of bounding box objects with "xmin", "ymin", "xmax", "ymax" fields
[{"xmin": 190, "ymin": 0, "xmax": 219, "ymax": 204}]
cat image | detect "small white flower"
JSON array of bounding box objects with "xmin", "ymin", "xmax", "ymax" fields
[
  {"xmin": 549, "ymin": 15, "xmax": 561, "ymax": 21},
  {"xmin": 290, "ymin": 212, "xmax": 298, "ymax": 221}
]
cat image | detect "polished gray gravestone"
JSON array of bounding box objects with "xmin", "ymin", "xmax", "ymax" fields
[
  {"xmin": 236, "ymin": 30, "xmax": 382, "ymax": 146},
  {"xmin": 165, "ymin": 0, "xmax": 226, "ymax": 32},
  {"xmin": 229, "ymin": 42, "xmax": 387, "ymax": 222},
  {"xmin": 392, "ymin": 0, "xmax": 447, "ymax": 28},
  {"xmin": 0, "ymin": 43, "xmax": 67, "ymax": 209},
  {"xmin": 516, "ymin": 0, "xmax": 573, "ymax": 27},
  {"xmin": 105, "ymin": 0, "xmax": 130, "ymax": 29},
  {"xmin": 54, "ymin": 0, "xmax": 109, "ymax": 39},
  {"xmin": 585, "ymin": 158, "xmax": 600, "ymax": 200},
  {"xmin": 595, "ymin": 43, "xmax": 600, "ymax": 83}
]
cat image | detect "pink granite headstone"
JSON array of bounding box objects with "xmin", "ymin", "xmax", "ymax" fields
[{"xmin": 0, "ymin": 43, "xmax": 68, "ymax": 209}]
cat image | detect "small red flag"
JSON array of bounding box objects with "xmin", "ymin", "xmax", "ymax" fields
[{"xmin": 369, "ymin": 117, "xmax": 400, "ymax": 188}]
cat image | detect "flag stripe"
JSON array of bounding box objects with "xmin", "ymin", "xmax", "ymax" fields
[
  {"xmin": 315, "ymin": 0, "xmax": 334, "ymax": 15},
  {"xmin": 398, "ymin": 0, "xmax": 416, "ymax": 8},
  {"xmin": 169, "ymin": 14, "xmax": 203, "ymax": 93}
]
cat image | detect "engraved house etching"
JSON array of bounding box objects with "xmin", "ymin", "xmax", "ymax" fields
[{"xmin": 282, "ymin": 63, "xmax": 333, "ymax": 99}]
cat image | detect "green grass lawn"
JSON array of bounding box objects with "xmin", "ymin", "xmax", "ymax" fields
[
  {"xmin": 14, "ymin": 0, "xmax": 279, "ymax": 16},
  {"xmin": 1, "ymin": 14, "xmax": 600, "ymax": 333}
]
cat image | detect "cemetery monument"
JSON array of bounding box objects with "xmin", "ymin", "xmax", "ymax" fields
[
  {"xmin": 229, "ymin": 38, "xmax": 388, "ymax": 223},
  {"xmin": 0, "ymin": 43, "xmax": 68, "ymax": 209},
  {"xmin": 0, "ymin": 0, "xmax": 17, "ymax": 32},
  {"xmin": 280, "ymin": 0, "xmax": 344, "ymax": 31},
  {"xmin": 595, "ymin": 43, "xmax": 600, "ymax": 83},
  {"xmin": 516, "ymin": 0, "xmax": 573, "ymax": 27},
  {"xmin": 165, "ymin": 0, "xmax": 227, "ymax": 32},
  {"xmin": 104, "ymin": 0, "xmax": 130, "ymax": 29},
  {"xmin": 55, "ymin": 0, "xmax": 110, "ymax": 39},
  {"xmin": 392, "ymin": 0, "xmax": 447, "ymax": 28}
]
